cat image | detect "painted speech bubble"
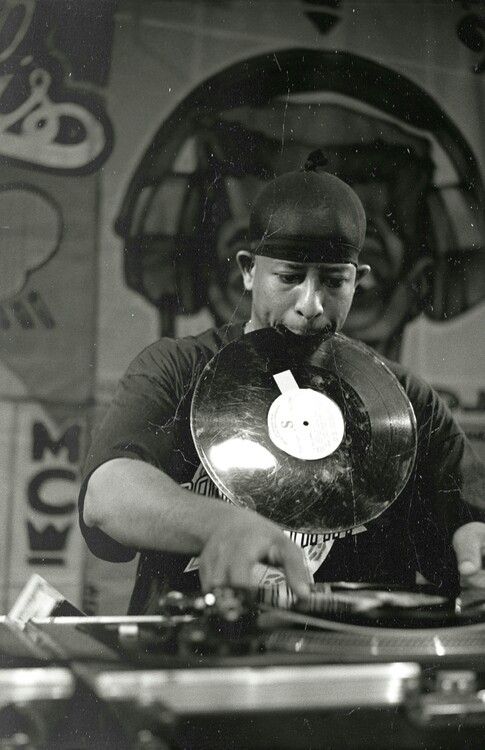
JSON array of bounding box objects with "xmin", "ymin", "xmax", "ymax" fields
[{"xmin": 0, "ymin": 185, "xmax": 62, "ymax": 301}]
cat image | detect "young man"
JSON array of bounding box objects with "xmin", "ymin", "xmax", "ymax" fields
[{"xmin": 79, "ymin": 165, "xmax": 485, "ymax": 614}]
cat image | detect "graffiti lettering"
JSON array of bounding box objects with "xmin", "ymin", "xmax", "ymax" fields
[
  {"xmin": 0, "ymin": 0, "xmax": 112, "ymax": 173},
  {"xmin": 26, "ymin": 417, "xmax": 81, "ymax": 565},
  {"xmin": 0, "ymin": 0, "xmax": 35, "ymax": 65},
  {"xmin": 28, "ymin": 469, "xmax": 76, "ymax": 515},
  {"xmin": 27, "ymin": 521, "xmax": 71, "ymax": 554},
  {"xmin": 0, "ymin": 295, "xmax": 56, "ymax": 330},
  {"xmin": 33, "ymin": 422, "xmax": 80, "ymax": 462}
]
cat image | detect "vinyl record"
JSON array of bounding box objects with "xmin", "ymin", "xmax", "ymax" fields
[{"xmin": 191, "ymin": 328, "xmax": 417, "ymax": 533}]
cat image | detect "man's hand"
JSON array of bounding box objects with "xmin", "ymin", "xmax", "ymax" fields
[
  {"xmin": 453, "ymin": 522, "xmax": 485, "ymax": 588},
  {"xmin": 198, "ymin": 509, "xmax": 312, "ymax": 598}
]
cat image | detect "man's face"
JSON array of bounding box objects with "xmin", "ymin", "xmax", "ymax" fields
[{"xmin": 238, "ymin": 253, "xmax": 368, "ymax": 337}]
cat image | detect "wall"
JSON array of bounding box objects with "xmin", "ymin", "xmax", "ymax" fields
[{"xmin": 1, "ymin": 0, "xmax": 484, "ymax": 612}]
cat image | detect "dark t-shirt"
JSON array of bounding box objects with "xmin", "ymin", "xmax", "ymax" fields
[{"xmin": 79, "ymin": 323, "xmax": 484, "ymax": 614}]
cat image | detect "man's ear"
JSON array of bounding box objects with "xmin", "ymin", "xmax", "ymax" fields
[
  {"xmin": 355, "ymin": 264, "xmax": 371, "ymax": 287},
  {"xmin": 236, "ymin": 250, "xmax": 256, "ymax": 291}
]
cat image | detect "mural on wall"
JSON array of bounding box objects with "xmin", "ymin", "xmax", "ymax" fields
[
  {"xmin": 0, "ymin": 0, "xmax": 116, "ymax": 608},
  {"xmin": 0, "ymin": 0, "xmax": 115, "ymax": 400},
  {"xmin": 0, "ymin": 184, "xmax": 60, "ymax": 331},
  {"xmin": 0, "ymin": 0, "xmax": 114, "ymax": 174},
  {"xmin": 116, "ymin": 46, "xmax": 485, "ymax": 362},
  {"xmin": 0, "ymin": 0, "xmax": 484, "ymax": 611}
]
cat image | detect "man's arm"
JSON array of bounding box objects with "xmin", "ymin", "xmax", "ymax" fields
[
  {"xmin": 405, "ymin": 370, "xmax": 485, "ymax": 588},
  {"xmin": 83, "ymin": 457, "xmax": 312, "ymax": 596}
]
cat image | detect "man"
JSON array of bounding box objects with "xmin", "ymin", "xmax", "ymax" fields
[{"xmin": 79, "ymin": 161, "xmax": 485, "ymax": 614}]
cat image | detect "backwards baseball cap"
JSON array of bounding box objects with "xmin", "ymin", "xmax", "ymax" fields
[{"xmin": 249, "ymin": 151, "xmax": 366, "ymax": 266}]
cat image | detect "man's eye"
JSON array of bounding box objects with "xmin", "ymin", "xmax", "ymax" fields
[
  {"xmin": 324, "ymin": 278, "xmax": 346, "ymax": 288},
  {"xmin": 277, "ymin": 274, "xmax": 303, "ymax": 284}
]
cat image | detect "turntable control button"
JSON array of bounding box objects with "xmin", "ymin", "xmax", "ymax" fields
[{"xmin": 436, "ymin": 670, "xmax": 477, "ymax": 695}]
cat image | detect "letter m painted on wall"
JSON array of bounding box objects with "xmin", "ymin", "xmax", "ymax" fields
[{"xmin": 32, "ymin": 422, "xmax": 80, "ymax": 463}]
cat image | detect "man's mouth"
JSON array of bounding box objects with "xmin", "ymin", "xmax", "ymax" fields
[
  {"xmin": 275, "ymin": 323, "xmax": 335, "ymax": 339},
  {"xmin": 286, "ymin": 326, "xmax": 320, "ymax": 336}
]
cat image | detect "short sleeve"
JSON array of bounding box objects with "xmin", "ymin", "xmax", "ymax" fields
[{"xmin": 78, "ymin": 338, "xmax": 201, "ymax": 562}]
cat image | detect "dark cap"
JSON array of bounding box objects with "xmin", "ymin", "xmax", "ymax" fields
[{"xmin": 249, "ymin": 166, "xmax": 366, "ymax": 265}]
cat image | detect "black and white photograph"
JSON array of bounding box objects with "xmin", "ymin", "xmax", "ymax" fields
[{"xmin": 1, "ymin": 1, "xmax": 485, "ymax": 747}]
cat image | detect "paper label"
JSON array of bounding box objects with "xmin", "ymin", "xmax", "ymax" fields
[{"xmin": 269, "ymin": 370, "xmax": 344, "ymax": 460}]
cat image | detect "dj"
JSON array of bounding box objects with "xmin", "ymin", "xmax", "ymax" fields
[{"xmin": 79, "ymin": 157, "xmax": 485, "ymax": 614}]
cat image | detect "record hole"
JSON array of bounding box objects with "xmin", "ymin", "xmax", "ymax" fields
[{"xmin": 303, "ymin": 421, "xmax": 309, "ymax": 426}]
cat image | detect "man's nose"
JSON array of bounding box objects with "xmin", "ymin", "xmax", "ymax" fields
[{"xmin": 295, "ymin": 280, "xmax": 324, "ymax": 320}]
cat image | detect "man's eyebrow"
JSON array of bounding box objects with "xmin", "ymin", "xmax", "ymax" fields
[{"xmin": 274, "ymin": 263, "xmax": 352, "ymax": 273}]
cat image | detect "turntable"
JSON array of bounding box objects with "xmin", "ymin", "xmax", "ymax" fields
[{"xmin": 3, "ymin": 578, "xmax": 485, "ymax": 749}]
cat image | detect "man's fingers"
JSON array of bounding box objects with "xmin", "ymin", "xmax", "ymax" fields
[
  {"xmin": 199, "ymin": 517, "xmax": 313, "ymax": 597},
  {"xmin": 199, "ymin": 545, "xmax": 230, "ymax": 591},
  {"xmin": 274, "ymin": 540, "xmax": 312, "ymax": 598},
  {"xmin": 453, "ymin": 522, "xmax": 485, "ymax": 576},
  {"xmin": 200, "ymin": 540, "xmax": 261, "ymax": 590},
  {"xmin": 227, "ymin": 559, "xmax": 254, "ymax": 589}
]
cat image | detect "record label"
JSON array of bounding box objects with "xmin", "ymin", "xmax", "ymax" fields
[{"xmin": 268, "ymin": 372, "xmax": 345, "ymax": 460}]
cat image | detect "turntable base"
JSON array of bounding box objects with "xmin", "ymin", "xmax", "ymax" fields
[{"xmin": 3, "ymin": 584, "xmax": 485, "ymax": 749}]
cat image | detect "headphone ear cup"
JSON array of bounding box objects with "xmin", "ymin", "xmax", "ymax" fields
[{"xmin": 207, "ymin": 218, "xmax": 253, "ymax": 325}]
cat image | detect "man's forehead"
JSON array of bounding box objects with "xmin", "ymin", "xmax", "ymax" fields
[{"xmin": 258, "ymin": 256, "xmax": 354, "ymax": 272}]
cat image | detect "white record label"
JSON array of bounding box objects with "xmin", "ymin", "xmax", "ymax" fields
[{"xmin": 268, "ymin": 370, "xmax": 345, "ymax": 460}]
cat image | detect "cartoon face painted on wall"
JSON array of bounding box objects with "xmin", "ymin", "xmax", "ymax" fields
[{"xmin": 116, "ymin": 49, "xmax": 485, "ymax": 358}]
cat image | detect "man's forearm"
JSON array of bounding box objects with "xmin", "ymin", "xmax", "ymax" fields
[
  {"xmin": 83, "ymin": 457, "xmax": 237, "ymax": 554},
  {"xmin": 83, "ymin": 456, "xmax": 312, "ymax": 595}
]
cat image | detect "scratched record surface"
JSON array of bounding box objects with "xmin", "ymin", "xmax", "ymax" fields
[{"xmin": 191, "ymin": 328, "xmax": 417, "ymax": 532}]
